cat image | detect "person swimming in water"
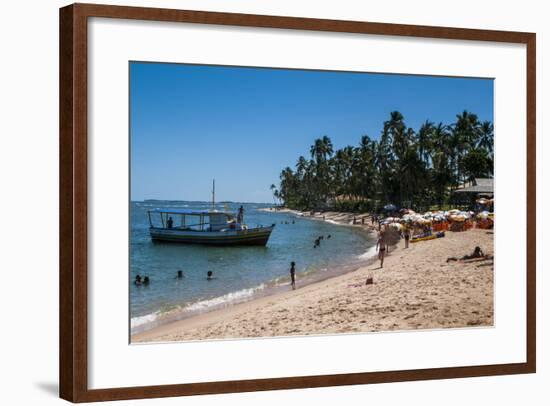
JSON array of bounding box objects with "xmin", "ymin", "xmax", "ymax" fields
[
  {"xmin": 143, "ymin": 276, "xmax": 150, "ymax": 285},
  {"xmin": 176, "ymin": 270, "xmax": 184, "ymax": 279},
  {"xmin": 313, "ymin": 237, "xmax": 321, "ymax": 248},
  {"xmin": 134, "ymin": 274, "xmax": 142, "ymax": 286},
  {"xmin": 207, "ymin": 271, "xmax": 215, "ymax": 280}
]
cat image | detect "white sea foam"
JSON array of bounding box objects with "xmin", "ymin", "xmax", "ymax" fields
[
  {"xmin": 131, "ymin": 312, "xmax": 160, "ymax": 329},
  {"xmin": 359, "ymin": 244, "xmax": 378, "ymax": 260},
  {"xmin": 324, "ymin": 219, "xmax": 345, "ymax": 225},
  {"xmin": 186, "ymin": 284, "xmax": 266, "ymax": 312}
]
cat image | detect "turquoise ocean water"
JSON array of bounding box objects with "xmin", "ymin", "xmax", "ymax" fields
[{"xmin": 130, "ymin": 201, "xmax": 376, "ymax": 333}]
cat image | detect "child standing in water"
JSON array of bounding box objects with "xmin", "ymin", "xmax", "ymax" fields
[{"xmin": 290, "ymin": 261, "xmax": 296, "ymax": 290}]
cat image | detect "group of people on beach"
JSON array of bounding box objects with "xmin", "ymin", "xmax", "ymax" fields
[
  {"xmin": 375, "ymin": 223, "xmax": 489, "ymax": 269},
  {"xmin": 375, "ymin": 224, "xmax": 411, "ymax": 268}
]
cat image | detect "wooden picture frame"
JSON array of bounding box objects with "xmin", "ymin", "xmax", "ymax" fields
[{"xmin": 59, "ymin": 3, "xmax": 536, "ymax": 402}]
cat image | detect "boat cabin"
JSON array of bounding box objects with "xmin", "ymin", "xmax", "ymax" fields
[{"xmin": 148, "ymin": 208, "xmax": 242, "ymax": 232}]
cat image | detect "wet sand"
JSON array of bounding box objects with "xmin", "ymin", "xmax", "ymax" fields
[{"xmin": 133, "ymin": 223, "xmax": 494, "ymax": 343}]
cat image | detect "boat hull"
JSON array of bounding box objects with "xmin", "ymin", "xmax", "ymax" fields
[{"xmin": 149, "ymin": 226, "xmax": 275, "ymax": 246}]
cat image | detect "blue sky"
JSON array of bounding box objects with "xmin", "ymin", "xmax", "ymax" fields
[{"xmin": 130, "ymin": 62, "xmax": 493, "ymax": 203}]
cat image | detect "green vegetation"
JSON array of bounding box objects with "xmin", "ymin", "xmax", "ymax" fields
[{"xmin": 271, "ymin": 110, "xmax": 493, "ymax": 212}]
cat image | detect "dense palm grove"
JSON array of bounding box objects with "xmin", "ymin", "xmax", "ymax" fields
[{"xmin": 271, "ymin": 110, "xmax": 493, "ymax": 212}]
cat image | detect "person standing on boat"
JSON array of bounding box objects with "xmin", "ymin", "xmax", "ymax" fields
[
  {"xmin": 290, "ymin": 261, "xmax": 296, "ymax": 290},
  {"xmin": 167, "ymin": 216, "xmax": 174, "ymax": 229},
  {"xmin": 237, "ymin": 205, "xmax": 244, "ymax": 223}
]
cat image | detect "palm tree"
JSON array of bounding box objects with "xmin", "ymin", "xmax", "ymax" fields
[
  {"xmin": 295, "ymin": 156, "xmax": 308, "ymax": 177},
  {"xmin": 269, "ymin": 184, "xmax": 279, "ymax": 206},
  {"xmin": 452, "ymin": 110, "xmax": 481, "ymax": 187},
  {"xmin": 272, "ymin": 110, "xmax": 492, "ymax": 212},
  {"xmin": 354, "ymin": 135, "xmax": 376, "ymax": 200},
  {"xmin": 477, "ymin": 121, "xmax": 494, "ymax": 156},
  {"xmin": 460, "ymin": 148, "xmax": 492, "ymax": 182},
  {"xmin": 310, "ymin": 135, "xmax": 334, "ymax": 163},
  {"xmin": 417, "ymin": 120, "xmax": 435, "ymax": 165},
  {"xmin": 309, "ymin": 136, "xmax": 334, "ymax": 206},
  {"xmin": 427, "ymin": 122, "xmax": 453, "ymax": 207}
]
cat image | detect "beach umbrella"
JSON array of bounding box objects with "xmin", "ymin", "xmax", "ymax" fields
[
  {"xmin": 400, "ymin": 215, "xmax": 414, "ymax": 223},
  {"xmin": 389, "ymin": 222, "xmax": 403, "ymax": 231},
  {"xmin": 382, "ymin": 217, "xmax": 399, "ymax": 224},
  {"xmin": 450, "ymin": 214, "xmax": 466, "ymax": 222}
]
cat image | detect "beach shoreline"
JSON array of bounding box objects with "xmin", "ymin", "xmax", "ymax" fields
[
  {"xmin": 259, "ymin": 206, "xmax": 379, "ymax": 231},
  {"xmin": 130, "ymin": 208, "xmax": 378, "ymax": 335},
  {"xmin": 132, "ymin": 226, "xmax": 494, "ymax": 343}
]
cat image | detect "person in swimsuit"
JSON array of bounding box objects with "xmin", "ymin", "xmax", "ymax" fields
[
  {"xmin": 403, "ymin": 228, "xmax": 411, "ymax": 248},
  {"xmin": 290, "ymin": 261, "xmax": 296, "ymax": 290},
  {"xmin": 376, "ymin": 235, "xmax": 387, "ymax": 268},
  {"xmin": 447, "ymin": 246, "xmax": 486, "ymax": 262}
]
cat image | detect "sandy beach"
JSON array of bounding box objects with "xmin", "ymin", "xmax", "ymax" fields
[
  {"xmin": 260, "ymin": 207, "xmax": 376, "ymax": 228},
  {"xmin": 133, "ymin": 212, "xmax": 493, "ymax": 343}
]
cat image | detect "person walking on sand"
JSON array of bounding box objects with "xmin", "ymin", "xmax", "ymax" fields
[
  {"xmin": 290, "ymin": 261, "xmax": 296, "ymax": 290},
  {"xmin": 404, "ymin": 227, "xmax": 411, "ymax": 248},
  {"xmin": 376, "ymin": 235, "xmax": 387, "ymax": 268}
]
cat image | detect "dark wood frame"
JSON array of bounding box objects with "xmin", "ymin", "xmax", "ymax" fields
[{"xmin": 60, "ymin": 3, "xmax": 536, "ymax": 402}]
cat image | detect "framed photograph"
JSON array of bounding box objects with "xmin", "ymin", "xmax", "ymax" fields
[{"xmin": 59, "ymin": 3, "xmax": 536, "ymax": 402}]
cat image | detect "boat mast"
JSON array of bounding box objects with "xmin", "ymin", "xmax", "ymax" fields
[{"xmin": 212, "ymin": 179, "xmax": 215, "ymax": 209}]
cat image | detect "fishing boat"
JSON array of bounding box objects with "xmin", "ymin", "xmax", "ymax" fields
[{"xmin": 147, "ymin": 181, "xmax": 275, "ymax": 246}]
